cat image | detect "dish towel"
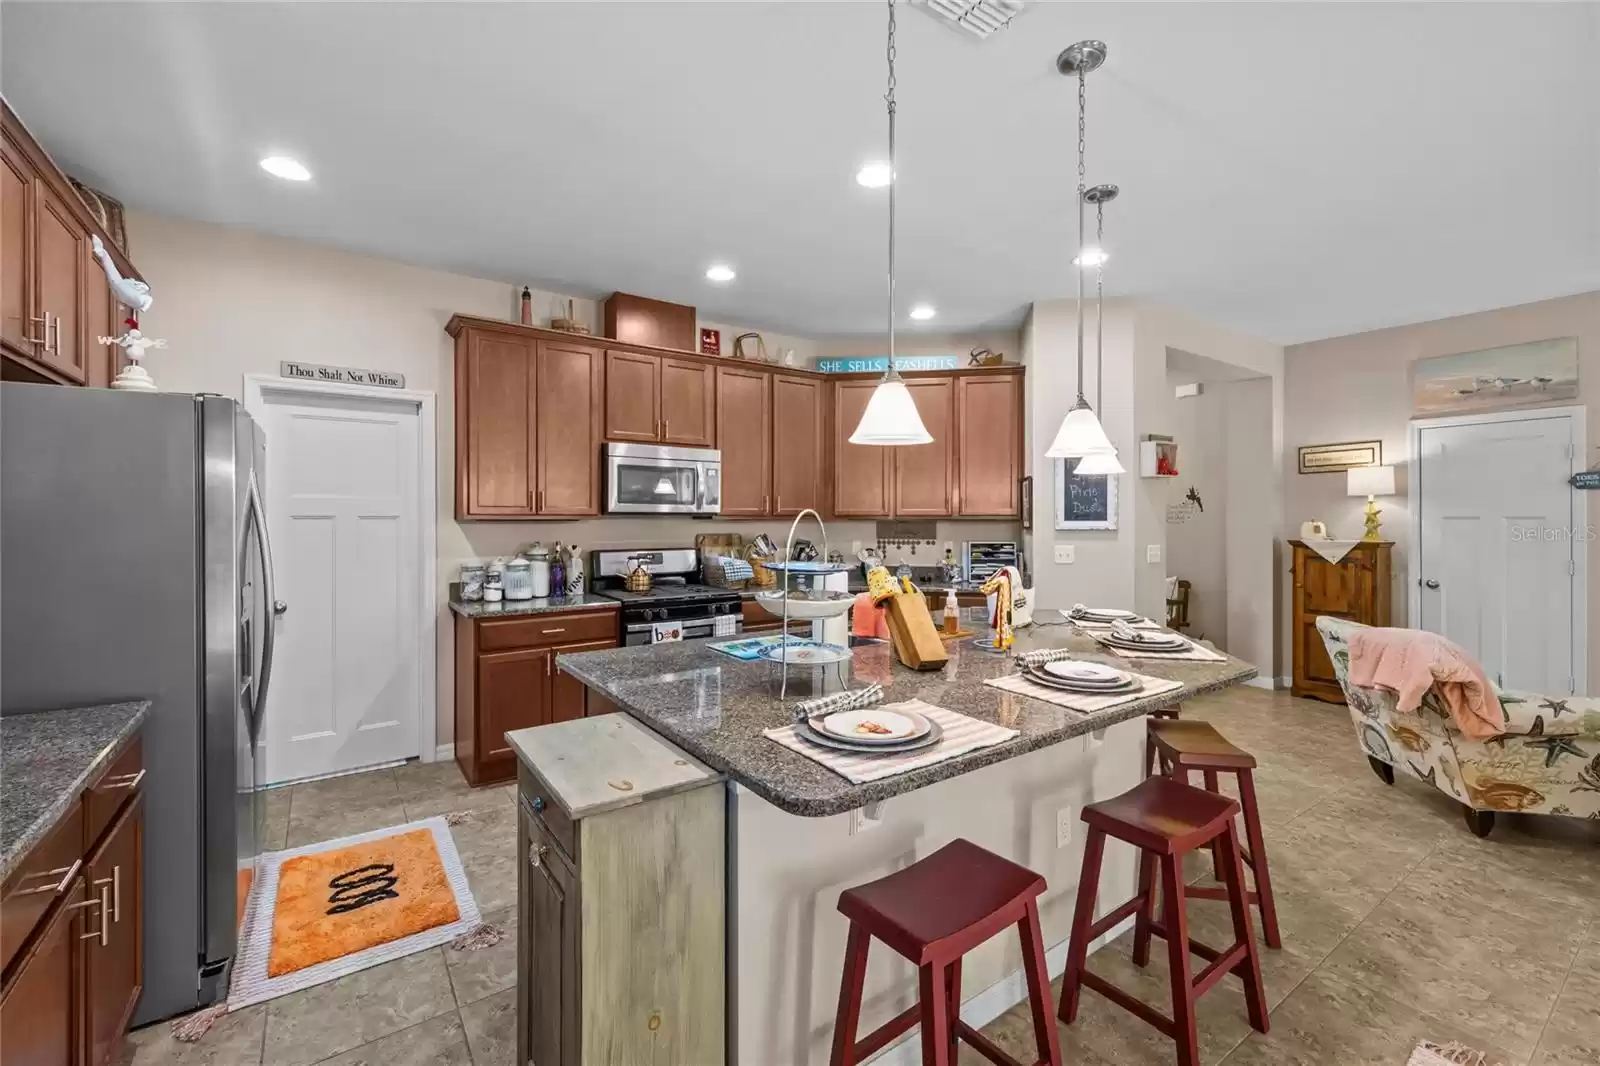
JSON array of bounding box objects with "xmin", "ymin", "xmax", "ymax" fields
[
  {"xmin": 793, "ymin": 684, "xmax": 884, "ymax": 724},
  {"xmin": 1302, "ymin": 538, "xmax": 1363, "ymax": 564},
  {"xmin": 1093, "ymin": 634, "xmax": 1228, "ymax": 662},
  {"xmin": 763, "ymin": 700, "xmax": 1019, "ymax": 784},
  {"xmin": 986, "ymin": 671, "xmax": 1184, "ymax": 713}
]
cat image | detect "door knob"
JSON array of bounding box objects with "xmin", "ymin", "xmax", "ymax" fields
[
  {"xmin": 273, "ymin": 600, "xmax": 289, "ymax": 615},
  {"xmin": 1423, "ymin": 579, "xmax": 1440, "ymax": 589}
]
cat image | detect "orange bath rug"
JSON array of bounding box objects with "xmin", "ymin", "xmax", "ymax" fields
[{"xmin": 228, "ymin": 817, "xmax": 480, "ymax": 1010}]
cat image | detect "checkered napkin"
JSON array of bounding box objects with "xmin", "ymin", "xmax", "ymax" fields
[
  {"xmin": 1015, "ymin": 647, "xmax": 1077, "ymax": 669},
  {"xmin": 985, "ymin": 670, "xmax": 1184, "ymax": 713},
  {"xmin": 1092, "ymin": 626, "xmax": 1228, "ymax": 662},
  {"xmin": 1060, "ymin": 608, "xmax": 1163, "ymax": 631},
  {"xmin": 712, "ymin": 555, "xmax": 755, "ymax": 581},
  {"xmin": 792, "ymin": 683, "xmax": 884, "ymax": 724},
  {"xmin": 764, "ymin": 700, "xmax": 1019, "ymax": 784}
]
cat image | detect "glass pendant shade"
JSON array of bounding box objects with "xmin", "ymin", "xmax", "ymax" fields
[
  {"xmin": 1045, "ymin": 402, "xmax": 1115, "ymax": 458},
  {"xmin": 1071, "ymin": 449, "xmax": 1125, "ymax": 476},
  {"xmin": 849, "ymin": 377, "xmax": 932, "ymax": 445},
  {"xmin": 653, "ymin": 476, "xmax": 676, "ymax": 496}
]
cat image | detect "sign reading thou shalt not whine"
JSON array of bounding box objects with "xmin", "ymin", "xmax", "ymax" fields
[{"xmin": 280, "ymin": 361, "xmax": 405, "ymax": 389}]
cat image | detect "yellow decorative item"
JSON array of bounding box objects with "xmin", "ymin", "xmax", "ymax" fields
[
  {"xmin": 866, "ymin": 565, "xmax": 899, "ymax": 604},
  {"xmin": 980, "ymin": 569, "xmax": 1015, "ymax": 651},
  {"xmin": 1346, "ymin": 465, "xmax": 1396, "ymax": 543}
]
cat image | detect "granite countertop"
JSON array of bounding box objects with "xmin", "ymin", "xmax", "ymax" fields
[
  {"xmin": 1, "ymin": 701, "xmax": 150, "ymax": 880},
  {"xmin": 449, "ymin": 593, "xmax": 618, "ymax": 619},
  {"xmin": 557, "ymin": 625, "xmax": 1256, "ymax": 818}
]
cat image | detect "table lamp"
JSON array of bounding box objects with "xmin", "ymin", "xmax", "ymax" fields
[{"xmin": 1346, "ymin": 465, "xmax": 1396, "ymax": 541}]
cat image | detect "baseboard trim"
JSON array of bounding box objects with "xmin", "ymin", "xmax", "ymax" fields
[
  {"xmin": 431, "ymin": 743, "xmax": 455, "ymax": 764},
  {"xmin": 1278, "ymin": 675, "xmax": 1293, "ymax": 690},
  {"xmin": 868, "ymin": 916, "xmax": 1137, "ymax": 1065},
  {"xmin": 1244, "ymin": 677, "xmax": 1276, "ymax": 691}
]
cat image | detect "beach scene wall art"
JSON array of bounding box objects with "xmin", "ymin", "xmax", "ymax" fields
[{"xmin": 1411, "ymin": 337, "xmax": 1578, "ymax": 416}]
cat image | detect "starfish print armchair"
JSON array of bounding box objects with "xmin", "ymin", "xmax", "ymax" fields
[{"xmin": 1317, "ymin": 616, "xmax": 1600, "ymax": 837}]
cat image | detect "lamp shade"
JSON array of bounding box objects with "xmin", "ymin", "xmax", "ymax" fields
[
  {"xmin": 1045, "ymin": 403, "xmax": 1117, "ymax": 459},
  {"xmin": 1346, "ymin": 465, "xmax": 1396, "ymax": 497},
  {"xmin": 848, "ymin": 378, "xmax": 933, "ymax": 445},
  {"xmin": 1071, "ymin": 450, "xmax": 1125, "ymax": 476}
]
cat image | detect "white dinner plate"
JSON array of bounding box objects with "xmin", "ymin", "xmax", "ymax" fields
[
  {"xmin": 1079, "ymin": 608, "xmax": 1140, "ymax": 619},
  {"xmin": 1042, "ymin": 661, "xmax": 1127, "ymax": 683},
  {"xmin": 821, "ymin": 708, "xmax": 924, "ymax": 743}
]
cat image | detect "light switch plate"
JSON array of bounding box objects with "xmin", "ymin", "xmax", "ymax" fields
[
  {"xmin": 1055, "ymin": 807, "xmax": 1074, "ymax": 849},
  {"xmin": 1053, "ymin": 544, "xmax": 1076, "ymax": 565},
  {"xmin": 1146, "ymin": 544, "xmax": 1162, "ymax": 564}
]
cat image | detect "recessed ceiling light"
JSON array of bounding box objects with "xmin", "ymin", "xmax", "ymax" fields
[
  {"xmin": 1073, "ymin": 247, "xmax": 1108, "ymax": 267},
  {"xmin": 856, "ymin": 162, "xmax": 894, "ymax": 188},
  {"xmin": 260, "ymin": 156, "xmax": 311, "ymax": 182},
  {"xmin": 705, "ymin": 264, "xmax": 736, "ymax": 283},
  {"xmin": 909, "ymin": 304, "xmax": 937, "ymax": 321}
]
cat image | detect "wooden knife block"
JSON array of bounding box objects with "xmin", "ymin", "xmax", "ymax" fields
[{"xmin": 883, "ymin": 592, "xmax": 949, "ymax": 671}]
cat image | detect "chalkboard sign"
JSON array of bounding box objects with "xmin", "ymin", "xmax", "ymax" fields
[{"xmin": 1055, "ymin": 460, "xmax": 1118, "ymax": 530}]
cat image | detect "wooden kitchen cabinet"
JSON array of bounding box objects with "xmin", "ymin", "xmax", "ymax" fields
[
  {"xmin": 1289, "ymin": 540, "xmax": 1391, "ymax": 703},
  {"xmin": 715, "ymin": 365, "xmax": 770, "ymax": 517},
  {"xmin": 831, "ymin": 379, "xmax": 893, "ymax": 517},
  {"xmin": 83, "ymin": 794, "xmax": 143, "ymax": 1066},
  {"xmin": 454, "ymin": 608, "xmax": 621, "ymax": 786},
  {"xmin": 0, "ymin": 875, "xmax": 85, "ymax": 1066},
  {"xmin": 1, "ymin": 101, "xmax": 141, "ymax": 387},
  {"xmin": 520, "ymin": 811, "xmax": 578, "ymax": 1066},
  {"xmin": 771, "ymin": 374, "xmax": 823, "ymax": 516},
  {"xmin": 955, "ymin": 372, "xmax": 1023, "ymax": 517},
  {"xmin": 450, "ymin": 321, "xmax": 603, "ymax": 519},
  {"xmin": 892, "ymin": 378, "xmax": 955, "ymax": 517},
  {"xmin": 604, "ymin": 350, "xmax": 714, "ymax": 447}
]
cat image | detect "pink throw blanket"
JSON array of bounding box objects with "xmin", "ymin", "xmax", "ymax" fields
[{"xmin": 1347, "ymin": 628, "xmax": 1501, "ymax": 740}]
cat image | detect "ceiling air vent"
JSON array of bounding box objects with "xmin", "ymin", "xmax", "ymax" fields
[{"xmin": 914, "ymin": 0, "xmax": 1026, "ymax": 41}]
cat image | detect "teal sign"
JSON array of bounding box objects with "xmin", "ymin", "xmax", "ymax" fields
[
  {"xmin": 1571, "ymin": 470, "xmax": 1600, "ymax": 490},
  {"xmin": 815, "ymin": 355, "xmax": 961, "ymax": 374}
]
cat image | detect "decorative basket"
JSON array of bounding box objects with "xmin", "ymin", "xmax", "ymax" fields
[{"xmin": 549, "ymin": 298, "xmax": 591, "ymax": 335}]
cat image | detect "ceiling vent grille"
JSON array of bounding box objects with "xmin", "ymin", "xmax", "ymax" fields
[{"xmin": 914, "ymin": 0, "xmax": 1025, "ymax": 41}]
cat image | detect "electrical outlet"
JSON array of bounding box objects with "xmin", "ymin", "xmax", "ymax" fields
[
  {"xmin": 1146, "ymin": 544, "xmax": 1162, "ymax": 564},
  {"xmin": 849, "ymin": 802, "xmax": 886, "ymax": 835},
  {"xmin": 851, "ymin": 541, "xmax": 862, "ymax": 557},
  {"xmin": 1053, "ymin": 544, "xmax": 1076, "ymax": 565},
  {"xmin": 1055, "ymin": 807, "xmax": 1074, "ymax": 849}
]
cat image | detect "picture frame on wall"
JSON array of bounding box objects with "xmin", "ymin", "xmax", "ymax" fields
[
  {"xmin": 1055, "ymin": 460, "xmax": 1118, "ymax": 530},
  {"xmin": 1297, "ymin": 440, "xmax": 1382, "ymax": 475},
  {"xmin": 1020, "ymin": 475, "xmax": 1033, "ymax": 532}
]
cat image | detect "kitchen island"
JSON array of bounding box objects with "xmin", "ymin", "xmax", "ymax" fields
[{"xmin": 553, "ymin": 627, "xmax": 1258, "ymax": 1065}]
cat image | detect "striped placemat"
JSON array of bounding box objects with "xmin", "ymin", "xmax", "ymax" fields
[
  {"xmin": 1061, "ymin": 612, "xmax": 1165, "ymax": 631},
  {"xmin": 985, "ymin": 671, "xmax": 1183, "ymax": 713},
  {"xmin": 1092, "ymin": 636, "xmax": 1227, "ymax": 662},
  {"xmin": 763, "ymin": 700, "xmax": 1018, "ymax": 784}
]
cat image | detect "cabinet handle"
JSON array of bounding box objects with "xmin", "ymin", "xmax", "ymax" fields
[
  {"xmin": 113, "ymin": 864, "xmax": 123, "ymax": 921},
  {"xmin": 546, "ymin": 655, "xmax": 551, "ymax": 677},
  {"xmin": 24, "ymin": 314, "xmax": 48, "ymax": 345},
  {"xmin": 536, "ymin": 490, "xmax": 544, "ymax": 511},
  {"xmin": 50, "ymin": 313, "xmax": 62, "ymax": 354},
  {"xmin": 106, "ymin": 769, "xmax": 146, "ymax": 790},
  {"xmin": 16, "ymin": 859, "xmax": 81, "ymax": 896},
  {"xmin": 540, "ymin": 627, "xmax": 566, "ymax": 634},
  {"xmin": 527, "ymin": 490, "xmax": 533, "ymax": 509},
  {"xmin": 70, "ymin": 887, "xmax": 110, "ymax": 946},
  {"xmin": 663, "ymin": 419, "xmax": 669, "ymax": 440},
  {"xmin": 530, "ymin": 842, "xmax": 549, "ymax": 868},
  {"xmin": 764, "ymin": 495, "xmax": 769, "ymax": 513}
]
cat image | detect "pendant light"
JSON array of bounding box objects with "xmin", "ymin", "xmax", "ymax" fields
[
  {"xmin": 850, "ymin": 0, "xmax": 933, "ymax": 446},
  {"xmin": 1071, "ymin": 184, "xmax": 1124, "ymax": 475},
  {"xmin": 1045, "ymin": 40, "xmax": 1119, "ymax": 464}
]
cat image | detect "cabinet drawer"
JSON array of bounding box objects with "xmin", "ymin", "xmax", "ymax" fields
[
  {"xmin": 478, "ymin": 611, "xmax": 616, "ymax": 652},
  {"xmin": 517, "ymin": 763, "xmax": 577, "ymax": 866},
  {"xmin": 84, "ymin": 736, "xmax": 143, "ymax": 850},
  {"xmin": 1, "ymin": 801, "xmax": 84, "ymax": 977}
]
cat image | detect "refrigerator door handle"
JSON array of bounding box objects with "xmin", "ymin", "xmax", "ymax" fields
[{"xmin": 247, "ymin": 471, "xmax": 280, "ymax": 741}]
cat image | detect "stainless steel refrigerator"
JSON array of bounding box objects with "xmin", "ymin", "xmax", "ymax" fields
[{"xmin": 1, "ymin": 383, "xmax": 280, "ymax": 1024}]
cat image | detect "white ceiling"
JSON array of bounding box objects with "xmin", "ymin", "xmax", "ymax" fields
[{"xmin": 4, "ymin": 2, "xmax": 1596, "ymax": 343}]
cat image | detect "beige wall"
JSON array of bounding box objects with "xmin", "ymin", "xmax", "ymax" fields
[
  {"xmin": 1163, "ymin": 372, "xmax": 1229, "ymax": 645},
  {"xmin": 128, "ymin": 212, "xmax": 1020, "ymax": 749},
  {"xmin": 1280, "ymin": 290, "xmax": 1600, "ymax": 689}
]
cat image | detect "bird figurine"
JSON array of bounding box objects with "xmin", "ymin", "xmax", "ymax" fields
[{"xmin": 91, "ymin": 235, "xmax": 153, "ymax": 313}]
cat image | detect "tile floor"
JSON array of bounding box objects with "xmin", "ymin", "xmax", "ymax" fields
[{"xmin": 120, "ymin": 689, "xmax": 1598, "ymax": 1066}]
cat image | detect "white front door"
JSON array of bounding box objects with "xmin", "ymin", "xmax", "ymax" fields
[
  {"xmin": 1414, "ymin": 409, "xmax": 1583, "ymax": 695},
  {"xmin": 259, "ymin": 389, "xmax": 424, "ymax": 783}
]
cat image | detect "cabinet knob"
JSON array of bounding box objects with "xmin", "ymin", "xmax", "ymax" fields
[{"xmin": 1423, "ymin": 579, "xmax": 1440, "ymax": 589}]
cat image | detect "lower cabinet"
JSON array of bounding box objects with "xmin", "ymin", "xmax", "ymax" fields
[
  {"xmin": 519, "ymin": 809, "xmax": 578, "ymax": 1066},
  {"xmin": 454, "ymin": 610, "xmax": 620, "ymax": 786},
  {"xmin": 0, "ymin": 770, "xmax": 145, "ymax": 1066}
]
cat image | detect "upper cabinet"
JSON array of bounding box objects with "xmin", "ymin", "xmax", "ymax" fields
[
  {"xmin": 771, "ymin": 374, "xmax": 823, "ymax": 516},
  {"xmin": 831, "ymin": 380, "xmax": 894, "ymax": 517},
  {"xmin": 604, "ymin": 351, "xmax": 714, "ymax": 446},
  {"xmin": 451, "ymin": 319, "xmax": 603, "ymax": 519},
  {"xmin": 1, "ymin": 101, "xmax": 141, "ymax": 387},
  {"xmin": 892, "ymin": 379, "xmax": 955, "ymax": 517},
  {"xmin": 955, "ymin": 372, "xmax": 1023, "ymax": 517},
  {"xmin": 716, "ymin": 365, "xmax": 770, "ymax": 517}
]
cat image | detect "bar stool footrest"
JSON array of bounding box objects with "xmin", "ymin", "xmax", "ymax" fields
[
  {"xmin": 1080, "ymin": 972, "xmax": 1176, "ymax": 1038},
  {"xmin": 850, "ymin": 1004, "xmax": 920, "ymax": 1062},
  {"xmin": 958, "ymin": 1020, "xmax": 1047, "ymax": 1066}
]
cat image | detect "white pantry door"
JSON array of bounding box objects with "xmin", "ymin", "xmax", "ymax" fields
[
  {"xmin": 1414, "ymin": 409, "xmax": 1582, "ymax": 695},
  {"xmin": 260, "ymin": 390, "xmax": 423, "ymax": 783}
]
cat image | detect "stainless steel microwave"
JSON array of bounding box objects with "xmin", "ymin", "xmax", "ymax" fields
[{"xmin": 604, "ymin": 443, "xmax": 722, "ymax": 514}]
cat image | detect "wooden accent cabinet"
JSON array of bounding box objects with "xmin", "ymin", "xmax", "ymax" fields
[
  {"xmin": 955, "ymin": 372, "xmax": 1023, "ymax": 517},
  {"xmin": 604, "ymin": 351, "xmax": 714, "ymax": 446},
  {"xmin": 450, "ymin": 320, "xmax": 603, "ymax": 519},
  {"xmin": 1, "ymin": 728, "xmax": 146, "ymax": 1066},
  {"xmin": 1290, "ymin": 540, "xmax": 1392, "ymax": 703},
  {"xmin": 1, "ymin": 100, "xmax": 140, "ymax": 388},
  {"xmin": 715, "ymin": 365, "xmax": 771, "ymax": 517},
  {"xmin": 454, "ymin": 608, "xmax": 620, "ymax": 786}
]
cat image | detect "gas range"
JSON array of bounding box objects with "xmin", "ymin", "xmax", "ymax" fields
[{"xmin": 590, "ymin": 548, "xmax": 743, "ymax": 645}]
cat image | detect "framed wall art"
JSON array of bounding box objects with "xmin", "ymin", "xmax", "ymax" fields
[{"xmin": 1298, "ymin": 440, "xmax": 1381, "ymax": 475}]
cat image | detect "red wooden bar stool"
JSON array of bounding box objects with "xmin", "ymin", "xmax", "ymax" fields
[
  {"xmin": 830, "ymin": 838, "xmax": 1061, "ymax": 1066},
  {"xmin": 1147, "ymin": 717, "xmax": 1282, "ymax": 949},
  {"xmin": 1146, "ymin": 702, "xmax": 1183, "ymax": 776},
  {"xmin": 1057, "ymin": 777, "xmax": 1268, "ymax": 1066}
]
